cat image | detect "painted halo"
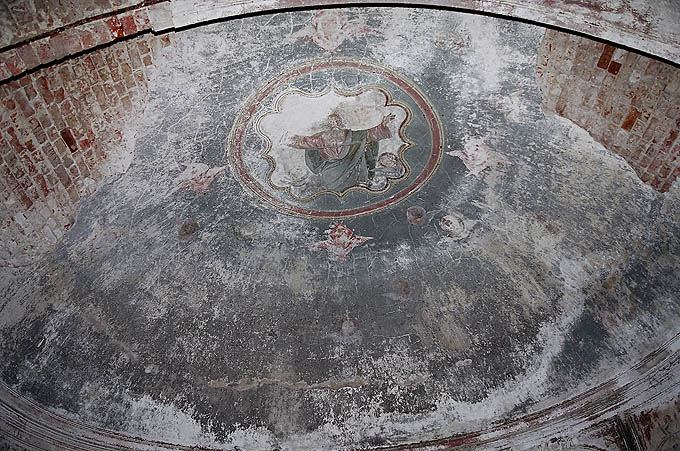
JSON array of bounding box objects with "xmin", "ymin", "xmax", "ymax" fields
[{"xmin": 229, "ymin": 59, "xmax": 443, "ymax": 219}]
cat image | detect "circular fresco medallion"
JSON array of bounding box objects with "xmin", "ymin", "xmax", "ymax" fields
[{"xmin": 229, "ymin": 59, "xmax": 443, "ymax": 219}]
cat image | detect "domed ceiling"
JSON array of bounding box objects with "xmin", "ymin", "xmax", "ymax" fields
[{"xmin": 1, "ymin": 5, "xmax": 679, "ymax": 450}]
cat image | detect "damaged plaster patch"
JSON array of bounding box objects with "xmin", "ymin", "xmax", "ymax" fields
[{"xmin": 74, "ymin": 383, "xmax": 219, "ymax": 447}]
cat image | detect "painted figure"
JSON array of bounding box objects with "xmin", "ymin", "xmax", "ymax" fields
[{"xmin": 288, "ymin": 112, "xmax": 395, "ymax": 192}]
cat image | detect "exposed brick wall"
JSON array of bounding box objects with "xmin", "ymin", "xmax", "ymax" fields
[
  {"xmin": 0, "ymin": 2, "xmax": 164, "ymax": 83},
  {"xmin": 537, "ymin": 30, "xmax": 680, "ymax": 193},
  {"xmin": 0, "ymin": 0, "xmax": 144, "ymax": 49},
  {"xmin": 0, "ymin": 33, "xmax": 172, "ymax": 266}
]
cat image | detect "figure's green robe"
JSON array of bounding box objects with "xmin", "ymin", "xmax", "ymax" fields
[{"xmin": 304, "ymin": 129, "xmax": 379, "ymax": 192}]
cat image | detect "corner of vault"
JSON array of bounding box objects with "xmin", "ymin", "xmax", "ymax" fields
[{"xmin": 535, "ymin": 29, "xmax": 680, "ymax": 194}]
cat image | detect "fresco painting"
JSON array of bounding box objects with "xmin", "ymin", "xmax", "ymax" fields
[
  {"xmin": 258, "ymin": 87, "xmax": 409, "ymax": 200},
  {"xmin": 229, "ymin": 59, "xmax": 444, "ymax": 219},
  {"xmin": 447, "ymin": 137, "xmax": 492, "ymax": 178},
  {"xmin": 286, "ymin": 10, "xmax": 371, "ymax": 53},
  {"xmin": 314, "ymin": 221, "xmax": 372, "ymax": 259},
  {"xmin": 171, "ymin": 163, "xmax": 226, "ymax": 195}
]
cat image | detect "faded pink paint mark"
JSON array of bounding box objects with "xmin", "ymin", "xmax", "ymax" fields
[
  {"xmin": 315, "ymin": 222, "xmax": 372, "ymax": 259},
  {"xmin": 288, "ymin": 10, "xmax": 371, "ymax": 53},
  {"xmin": 173, "ymin": 163, "xmax": 225, "ymax": 194}
]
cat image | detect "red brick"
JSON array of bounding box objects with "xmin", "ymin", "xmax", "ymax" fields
[
  {"xmin": 113, "ymin": 82, "xmax": 126, "ymax": 97},
  {"xmin": 75, "ymin": 156, "xmax": 90, "ymax": 178},
  {"xmin": 133, "ymin": 71, "xmax": 147, "ymax": 88},
  {"xmin": 120, "ymin": 15, "xmax": 138, "ymax": 36},
  {"xmin": 54, "ymin": 165, "xmax": 72, "ymax": 188},
  {"xmin": 19, "ymin": 175, "xmax": 34, "ymax": 190},
  {"xmin": 55, "ymin": 82, "xmax": 66, "ymax": 103},
  {"xmin": 17, "ymin": 189, "xmax": 33, "ymax": 210},
  {"xmin": 126, "ymin": 43, "xmax": 143, "ymax": 69},
  {"xmin": 3, "ymin": 98, "xmax": 17, "ymax": 111},
  {"xmin": 640, "ymin": 121, "xmax": 660, "ymax": 144},
  {"xmin": 35, "ymin": 174, "xmax": 50, "ymax": 197},
  {"xmin": 83, "ymin": 56, "xmax": 100, "ymax": 81},
  {"xmin": 16, "ymin": 44, "xmax": 41, "ymax": 69},
  {"xmin": 35, "ymin": 76, "xmax": 54, "ymax": 104},
  {"xmin": 33, "ymin": 39, "xmax": 56, "ymax": 65},
  {"xmin": 60, "ymin": 100, "xmax": 74, "ymax": 118},
  {"xmin": 57, "ymin": 66, "xmax": 76, "ymax": 93},
  {"xmin": 66, "ymin": 184, "xmax": 79, "ymax": 203},
  {"xmin": 0, "ymin": 64, "xmax": 12, "ymax": 80},
  {"xmin": 78, "ymin": 28, "xmax": 97, "ymax": 51},
  {"xmin": 49, "ymin": 32, "xmax": 83, "ymax": 61},
  {"xmin": 47, "ymin": 104, "xmax": 66, "ymax": 131},
  {"xmin": 28, "ymin": 117, "xmax": 47, "ymax": 145},
  {"xmin": 5, "ymin": 128, "xmax": 24, "ymax": 152},
  {"xmin": 648, "ymin": 154, "xmax": 665, "ymax": 173},
  {"xmin": 1, "ymin": 50, "xmax": 26, "ymax": 76},
  {"xmin": 60, "ymin": 129, "xmax": 78, "ymax": 153},
  {"xmin": 24, "ymin": 84, "xmax": 37, "ymax": 101},
  {"xmin": 644, "ymin": 60, "xmax": 662, "ymax": 78},
  {"xmin": 120, "ymin": 63, "xmax": 135, "ymax": 89},
  {"xmin": 597, "ymin": 45, "xmax": 615, "ymax": 70},
  {"xmin": 18, "ymin": 75, "xmax": 32, "ymax": 87},
  {"xmin": 137, "ymin": 41, "xmax": 151, "ymax": 55},
  {"xmin": 68, "ymin": 164, "xmax": 80, "ymax": 178},
  {"xmin": 43, "ymin": 144, "xmax": 61, "ymax": 168},
  {"xmin": 91, "ymin": 84, "xmax": 107, "ymax": 110},
  {"xmin": 663, "ymin": 129, "xmax": 678, "ymax": 150},
  {"xmin": 89, "ymin": 20, "xmax": 113, "ymax": 46},
  {"xmin": 59, "ymin": 150, "xmax": 73, "ymax": 169},
  {"xmin": 108, "ymin": 63, "xmax": 122, "ymax": 83},
  {"xmin": 14, "ymin": 90, "xmax": 35, "ymax": 117},
  {"xmin": 608, "ymin": 61, "xmax": 621, "ymax": 75},
  {"xmin": 105, "ymin": 17, "xmax": 125, "ymax": 40}
]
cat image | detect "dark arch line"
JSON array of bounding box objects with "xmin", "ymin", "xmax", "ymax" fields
[
  {"xmin": 147, "ymin": 0, "xmax": 680, "ymax": 66},
  {"xmin": 0, "ymin": 0, "xmax": 678, "ymax": 85}
]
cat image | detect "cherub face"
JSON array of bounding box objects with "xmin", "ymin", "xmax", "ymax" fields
[
  {"xmin": 328, "ymin": 113, "xmax": 344, "ymax": 129},
  {"xmin": 378, "ymin": 153, "xmax": 399, "ymax": 168}
]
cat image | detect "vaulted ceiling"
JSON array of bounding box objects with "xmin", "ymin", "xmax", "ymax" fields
[{"xmin": 1, "ymin": 1, "xmax": 679, "ymax": 449}]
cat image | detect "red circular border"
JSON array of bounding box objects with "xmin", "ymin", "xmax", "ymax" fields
[{"xmin": 229, "ymin": 59, "xmax": 444, "ymax": 219}]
